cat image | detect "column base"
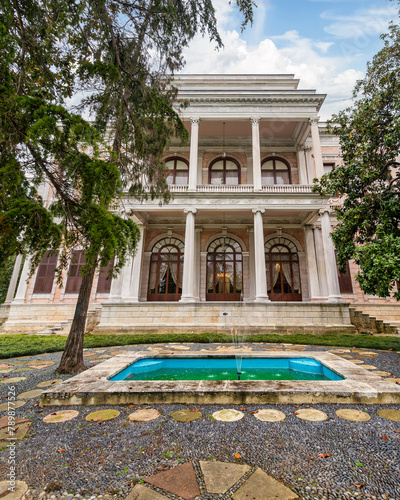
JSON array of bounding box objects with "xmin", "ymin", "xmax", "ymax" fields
[
  {"xmin": 254, "ymin": 295, "xmax": 271, "ymax": 303},
  {"xmin": 327, "ymin": 295, "xmax": 344, "ymax": 303},
  {"xmin": 179, "ymin": 296, "xmax": 196, "ymax": 303},
  {"xmin": 11, "ymin": 299, "xmax": 26, "ymax": 304}
]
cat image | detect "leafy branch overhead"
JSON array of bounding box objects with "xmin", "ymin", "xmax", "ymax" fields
[{"xmin": 314, "ymin": 7, "xmax": 400, "ymax": 299}]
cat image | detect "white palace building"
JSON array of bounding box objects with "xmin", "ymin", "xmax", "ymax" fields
[{"xmin": 2, "ymin": 75, "xmax": 400, "ymax": 335}]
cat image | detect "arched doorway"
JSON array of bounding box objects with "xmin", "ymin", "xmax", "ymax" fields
[
  {"xmin": 265, "ymin": 237, "xmax": 302, "ymax": 301},
  {"xmin": 148, "ymin": 238, "xmax": 184, "ymax": 301},
  {"xmin": 206, "ymin": 237, "xmax": 243, "ymax": 301}
]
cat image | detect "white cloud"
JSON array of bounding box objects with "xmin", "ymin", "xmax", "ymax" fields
[
  {"xmin": 321, "ymin": 5, "xmax": 397, "ymax": 39},
  {"xmin": 181, "ymin": 23, "xmax": 365, "ymax": 119}
]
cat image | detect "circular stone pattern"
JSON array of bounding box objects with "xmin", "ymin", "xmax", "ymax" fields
[
  {"xmin": 36, "ymin": 379, "xmax": 63, "ymax": 388},
  {"xmin": 294, "ymin": 409, "xmax": 328, "ymax": 422},
  {"xmin": 254, "ymin": 409, "xmax": 286, "ymax": 422},
  {"xmin": 377, "ymin": 409, "xmax": 400, "ymax": 422},
  {"xmin": 336, "ymin": 409, "xmax": 371, "ymax": 422},
  {"xmin": 212, "ymin": 409, "xmax": 244, "ymax": 422},
  {"xmin": 0, "ymin": 480, "xmax": 28, "ymax": 500},
  {"xmin": 43, "ymin": 410, "xmax": 79, "ymax": 423},
  {"xmin": 0, "ymin": 377, "xmax": 26, "ymax": 384},
  {"xmin": 129, "ymin": 409, "xmax": 160, "ymax": 422},
  {"xmin": 86, "ymin": 409, "xmax": 120, "ymax": 421},
  {"xmin": 171, "ymin": 409, "xmax": 203, "ymax": 422},
  {"xmin": 17, "ymin": 389, "xmax": 43, "ymax": 400}
]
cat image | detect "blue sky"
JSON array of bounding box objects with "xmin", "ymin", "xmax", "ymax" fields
[{"xmin": 181, "ymin": 0, "xmax": 398, "ymax": 119}]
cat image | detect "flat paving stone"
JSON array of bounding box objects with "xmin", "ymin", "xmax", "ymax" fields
[
  {"xmin": 129, "ymin": 409, "xmax": 160, "ymax": 422},
  {"xmin": 232, "ymin": 468, "xmax": 298, "ymax": 500},
  {"xmin": 17, "ymin": 389, "xmax": 43, "ymax": 399},
  {"xmin": 0, "ymin": 421, "xmax": 31, "ymax": 447},
  {"xmin": 36, "ymin": 379, "xmax": 63, "ymax": 388},
  {"xmin": 0, "ymin": 416, "xmax": 30, "ymax": 429},
  {"xmin": 361, "ymin": 365, "xmax": 378, "ymax": 370},
  {"xmin": 348, "ymin": 360, "xmax": 364, "ymax": 364},
  {"xmin": 200, "ymin": 460, "xmax": 251, "ymax": 493},
  {"xmin": 0, "ymin": 401, "xmax": 26, "ymax": 412},
  {"xmin": 27, "ymin": 360, "xmax": 55, "ymax": 366},
  {"xmin": 336, "ymin": 409, "xmax": 371, "ymax": 422},
  {"xmin": 0, "ymin": 369, "xmax": 13, "ymax": 374},
  {"xmin": 86, "ymin": 409, "xmax": 120, "ymax": 421},
  {"xmin": 377, "ymin": 409, "xmax": 400, "ymax": 421},
  {"xmin": 0, "ymin": 480, "xmax": 28, "ymax": 500},
  {"xmin": 28, "ymin": 364, "xmax": 53, "ymax": 370},
  {"xmin": 43, "ymin": 410, "xmax": 79, "ymax": 423},
  {"xmin": 294, "ymin": 409, "xmax": 327, "ymax": 422},
  {"xmin": 373, "ymin": 371, "xmax": 392, "ymax": 377},
  {"xmin": 213, "ymin": 409, "xmax": 244, "ymax": 422},
  {"xmin": 170, "ymin": 409, "xmax": 202, "ymax": 422},
  {"xmin": 144, "ymin": 462, "xmax": 200, "ymax": 500},
  {"xmin": 125, "ymin": 484, "xmax": 167, "ymax": 500},
  {"xmin": 0, "ymin": 364, "xmax": 11, "ymax": 369},
  {"xmin": 0, "ymin": 377, "xmax": 26, "ymax": 384},
  {"xmin": 254, "ymin": 409, "xmax": 286, "ymax": 422}
]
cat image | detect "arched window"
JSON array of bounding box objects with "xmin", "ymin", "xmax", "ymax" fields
[
  {"xmin": 206, "ymin": 237, "xmax": 243, "ymax": 301},
  {"xmin": 209, "ymin": 157, "xmax": 241, "ymax": 185},
  {"xmin": 265, "ymin": 237, "xmax": 301, "ymax": 301},
  {"xmin": 164, "ymin": 157, "xmax": 189, "ymax": 185},
  {"xmin": 261, "ymin": 157, "xmax": 291, "ymax": 185},
  {"xmin": 148, "ymin": 238, "xmax": 184, "ymax": 301}
]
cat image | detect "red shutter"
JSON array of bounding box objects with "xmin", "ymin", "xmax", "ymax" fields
[
  {"xmin": 33, "ymin": 252, "xmax": 58, "ymax": 294},
  {"xmin": 338, "ymin": 260, "xmax": 353, "ymax": 293},
  {"xmin": 96, "ymin": 259, "xmax": 114, "ymax": 293},
  {"xmin": 65, "ymin": 251, "xmax": 85, "ymax": 294}
]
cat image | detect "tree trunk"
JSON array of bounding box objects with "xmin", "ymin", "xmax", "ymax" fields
[{"xmin": 58, "ymin": 264, "xmax": 96, "ymax": 374}]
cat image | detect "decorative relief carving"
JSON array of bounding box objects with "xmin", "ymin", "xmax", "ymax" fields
[
  {"xmin": 252, "ymin": 208, "xmax": 265, "ymax": 215},
  {"xmin": 251, "ymin": 116, "xmax": 260, "ymax": 125},
  {"xmin": 308, "ymin": 117, "xmax": 319, "ymax": 126},
  {"xmin": 190, "ymin": 117, "xmax": 200, "ymax": 125}
]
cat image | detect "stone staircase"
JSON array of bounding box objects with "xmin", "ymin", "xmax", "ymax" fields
[
  {"xmin": 349, "ymin": 303, "xmax": 400, "ymax": 335},
  {"xmin": 43, "ymin": 306, "xmax": 103, "ymax": 336}
]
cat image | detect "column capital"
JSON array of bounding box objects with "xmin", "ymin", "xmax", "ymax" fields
[
  {"xmin": 319, "ymin": 207, "xmax": 332, "ymax": 216},
  {"xmin": 295, "ymin": 145, "xmax": 308, "ymax": 153},
  {"xmin": 184, "ymin": 207, "xmax": 197, "ymax": 215},
  {"xmin": 250, "ymin": 116, "xmax": 260, "ymax": 126},
  {"xmin": 309, "ymin": 116, "xmax": 320, "ymax": 126},
  {"xmin": 190, "ymin": 117, "xmax": 200, "ymax": 125},
  {"xmin": 252, "ymin": 208, "xmax": 265, "ymax": 216}
]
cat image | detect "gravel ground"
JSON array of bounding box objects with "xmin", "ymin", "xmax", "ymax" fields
[{"xmin": 0, "ymin": 342, "xmax": 399, "ymax": 500}]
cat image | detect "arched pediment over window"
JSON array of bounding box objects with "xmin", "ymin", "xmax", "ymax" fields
[
  {"xmin": 261, "ymin": 157, "xmax": 291, "ymax": 185},
  {"xmin": 209, "ymin": 157, "xmax": 241, "ymax": 185},
  {"xmin": 164, "ymin": 157, "xmax": 189, "ymax": 185}
]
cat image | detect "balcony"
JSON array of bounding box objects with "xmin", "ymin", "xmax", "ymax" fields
[{"xmin": 168, "ymin": 184, "xmax": 314, "ymax": 194}]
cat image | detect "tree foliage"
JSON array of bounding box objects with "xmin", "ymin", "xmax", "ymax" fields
[
  {"xmin": 315, "ymin": 4, "xmax": 400, "ymax": 299},
  {"xmin": 0, "ymin": 0, "xmax": 254, "ymax": 371}
]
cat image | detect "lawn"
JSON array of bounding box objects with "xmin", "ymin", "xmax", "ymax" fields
[{"xmin": 1, "ymin": 332, "xmax": 400, "ymax": 359}]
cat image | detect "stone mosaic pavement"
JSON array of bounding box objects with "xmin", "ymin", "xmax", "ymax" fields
[{"xmin": 0, "ymin": 342, "xmax": 400, "ymax": 500}]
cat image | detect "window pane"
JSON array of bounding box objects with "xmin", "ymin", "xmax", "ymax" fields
[
  {"xmin": 226, "ymin": 170, "xmax": 239, "ymax": 185},
  {"xmin": 166, "ymin": 173, "xmax": 174, "ymax": 185},
  {"xmin": 166, "ymin": 161, "xmax": 174, "ymax": 170},
  {"xmin": 262, "ymin": 160, "xmax": 274, "ymax": 170},
  {"xmin": 225, "ymin": 161, "xmax": 237, "ymax": 170},
  {"xmin": 175, "ymin": 170, "xmax": 188, "ymax": 185},
  {"xmin": 211, "ymin": 161, "xmax": 224, "ymax": 170},
  {"xmin": 276, "ymin": 171, "xmax": 290, "ymax": 184},
  {"xmin": 262, "ymin": 171, "xmax": 274, "ymax": 185},
  {"xmin": 210, "ymin": 170, "xmax": 223, "ymax": 184},
  {"xmin": 176, "ymin": 160, "xmax": 188, "ymax": 170},
  {"xmin": 275, "ymin": 160, "xmax": 288, "ymax": 170}
]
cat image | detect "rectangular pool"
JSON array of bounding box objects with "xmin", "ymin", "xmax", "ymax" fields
[{"xmin": 109, "ymin": 357, "xmax": 344, "ymax": 381}]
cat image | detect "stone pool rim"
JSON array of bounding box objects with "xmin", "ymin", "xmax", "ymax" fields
[{"xmin": 41, "ymin": 350, "xmax": 400, "ymax": 406}]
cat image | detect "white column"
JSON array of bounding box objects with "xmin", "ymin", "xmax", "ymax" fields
[
  {"xmin": 180, "ymin": 208, "xmax": 197, "ymax": 302},
  {"xmin": 251, "ymin": 117, "xmax": 262, "ymax": 191},
  {"xmin": 188, "ymin": 118, "xmax": 199, "ymax": 191},
  {"xmin": 313, "ymin": 226, "xmax": 329, "ymax": 298},
  {"xmin": 304, "ymin": 226, "xmax": 320, "ymax": 300},
  {"xmin": 122, "ymin": 225, "xmax": 145, "ymax": 302},
  {"xmin": 320, "ymin": 209, "xmax": 342, "ymax": 302},
  {"xmin": 5, "ymin": 254, "xmax": 23, "ymax": 304},
  {"xmin": 13, "ymin": 256, "xmax": 31, "ymax": 304},
  {"xmin": 194, "ymin": 228, "xmax": 201, "ymax": 301},
  {"xmin": 305, "ymin": 146, "xmax": 315, "ymax": 183},
  {"xmin": 309, "ymin": 117, "xmax": 324, "ymax": 178},
  {"xmin": 296, "ymin": 147, "xmax": 308, "ymax": 185},
  {"xmin": 247, "ymin": 228, "xmax": 256, "ymax": 300},
  {"xmin": 109, "ymin": 261, "xmax": 124, "ymax": 302},
  {"xmin": 252, "ymin": 208, "xmax": 270, "ymax": 302}
]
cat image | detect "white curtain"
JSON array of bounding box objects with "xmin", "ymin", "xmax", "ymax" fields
[{"xmin": 282, "ymin": 262, "xmax": 292, "ymax": 290}]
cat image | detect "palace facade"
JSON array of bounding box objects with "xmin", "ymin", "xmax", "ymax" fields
[{"xmin": 2, "ymin": 75, "xmax": 400, "ymax": 335}]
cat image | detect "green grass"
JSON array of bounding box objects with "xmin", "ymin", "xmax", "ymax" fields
[{"xmin": 0, "ymin": 332, "xmax": 400, "ymax": 359}]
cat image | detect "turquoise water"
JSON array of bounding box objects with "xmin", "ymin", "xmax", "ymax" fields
[{"xmin": 109, "ymin": 357, "xmax": 344, "ymax": 381}]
